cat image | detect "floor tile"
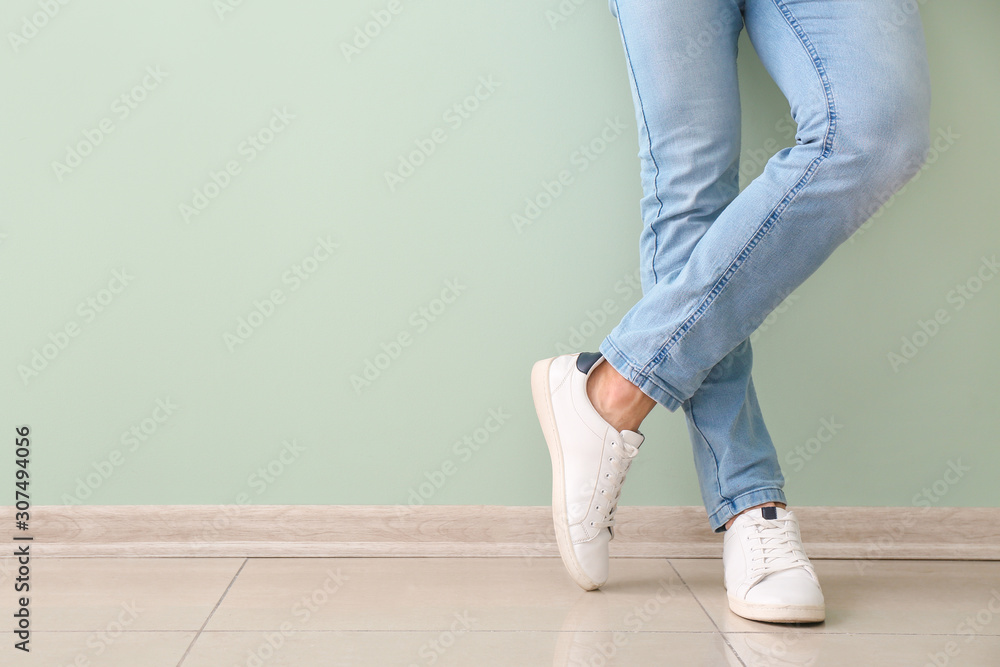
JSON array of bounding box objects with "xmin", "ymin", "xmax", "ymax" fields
[
  {"xmin": 184, "ymin": 630, "xmax": 736, "ymax": 667},
  {"xmin": 19, "ymin": 556, "xmax": 1000, "ymax": 665},
  {"xmin": 727, "ymin": 632, "xmax": 1000, "ymax": 667},
  {"xmin": 29, "ymin": 557, "xmax": 245, "ymax": 631},
  {"xmin": 669, "ymin": 558, "xmax": 1000, "ymax": 635},
  {"xmin": 205, "ymin": 557, "xmax": 717, "ymax": 632},
  {"xmin": 9, "ymin": 631, "xmax": 194, "ymax": 666}
]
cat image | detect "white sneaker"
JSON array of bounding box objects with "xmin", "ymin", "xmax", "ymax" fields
[
  {"xmin": 723, "ymin": 506, "xmax": 825, "ymax": 623},
  {"xmin": 530, "ymin": 352, "xmax": 644, "ymax": 591}
]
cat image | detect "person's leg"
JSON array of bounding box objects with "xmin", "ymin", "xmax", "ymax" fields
[
  {"xmin": 594, "ymin": 0, "xmax": 929, "ymax": 621},
  {"xmin": 683, "ymin": 340, "xmax": 787, "ymax": 531},
  {"xmin": 531, "ymin": 0, "xmax": 754, "ymax": 592},
  {"xmin": 599, "ymin": 0, "xmax": 787, "ymax": 533},
  {"xmin": 599, "ymin": 0, "xmax": 930, "ymax": 413}
]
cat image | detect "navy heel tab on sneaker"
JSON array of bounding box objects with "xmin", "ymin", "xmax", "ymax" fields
[{"xmin": 576, "ymin": 352, "xmax": 603, "ymax": 374}]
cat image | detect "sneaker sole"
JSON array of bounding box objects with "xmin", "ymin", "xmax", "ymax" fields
[
  {"xmin": 530, "ymin": 356, "xmax": 602, "ymax": 591},
  {"xmin": 727, "ymin": 594, "xmax": 825, "ymax": 623}
]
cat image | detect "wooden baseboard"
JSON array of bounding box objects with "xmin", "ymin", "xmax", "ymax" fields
[{"xmin": 3, "ymin": 505, "xmax": 997, "ymax": 559}]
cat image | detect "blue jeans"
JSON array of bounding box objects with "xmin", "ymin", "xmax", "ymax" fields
[{"xmin": 598, "ymin": 0, "xmax": 931, "ymax": 531}]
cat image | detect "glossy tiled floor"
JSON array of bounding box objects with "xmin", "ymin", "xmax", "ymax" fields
[{"xmin": 9, "ymin": 557, "xmax": 1000, "ymax": 665}]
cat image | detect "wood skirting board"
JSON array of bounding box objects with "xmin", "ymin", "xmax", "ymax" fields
[{"xmin": 3, "ymin": 505, "xmax": 997, "ymax": 559}]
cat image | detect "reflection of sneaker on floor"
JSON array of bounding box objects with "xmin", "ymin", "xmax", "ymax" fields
[
  {"xmin": 740, "ymin": 633, "xmax": 821, "ymax": 666},
  {"xmin": 551, "ymin": 590, "xmax": 617, "ymax": 667},
  {"xmin": 531, "ymin": 352, "xmax": 644, "ymax": 591},
  {"xmin": 723, "ymin": 507, "xmax": 826, "ymax": 623}
]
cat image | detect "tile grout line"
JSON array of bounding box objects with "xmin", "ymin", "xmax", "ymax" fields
[
  {"xmin": 666, "ymin": 558, "xmax": 748, "ymax": 667},
  {"xmin": 176, "ymin": 557, "xmax": 249, "ymax": 667}
]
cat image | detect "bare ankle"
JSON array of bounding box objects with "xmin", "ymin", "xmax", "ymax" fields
[{"xmin": 586, "ymin": 361, "xmax": 655, "ymax": 432}]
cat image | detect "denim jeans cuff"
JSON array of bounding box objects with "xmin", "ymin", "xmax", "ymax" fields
[
  {"xmin": 598, "ymin": 338, "xmax": 684, "ymax": 412},
  {"xmin": 708, "ymin": 487, "xmax": 788, "ymax": 533}
]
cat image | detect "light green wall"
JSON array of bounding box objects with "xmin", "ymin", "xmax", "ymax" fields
[{"xmin": 3, "ymin": 1, "xmax": 997, "ymax": 512}]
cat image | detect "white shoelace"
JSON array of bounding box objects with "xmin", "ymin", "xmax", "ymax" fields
[
  {"xmin": 744, "ymin": 514, "xmax": 816, "ymax": 588},
  {"xmin": 590, "ymin": 439, "xmax": 640, "ymax": 534}
]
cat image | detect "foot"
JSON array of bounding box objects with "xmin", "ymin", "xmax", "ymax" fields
[
  {"xmin": 530, "ymin": 352, "xmax": 644, "ymax": 590},
  {"xmin": 723, "ymin": 506, "xmax": 825, "ymax": 623}
]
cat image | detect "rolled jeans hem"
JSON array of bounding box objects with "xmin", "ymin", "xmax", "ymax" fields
[
  {"xmin": 708, "ymin": 487, "xmax": 788, "ymax": 533},
  {"xmin": 599, "ymin": 337, "xmax": 683, "ymax": 411}
]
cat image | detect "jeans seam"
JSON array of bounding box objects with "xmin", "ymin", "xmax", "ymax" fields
[
  {"xmin": 635, "ymin": 0, "xmax": 840, "ymax": 381},
  {"xmin": 612, "ymin": 0, "xmax": 663, "ymax": 284},
  {"xmin": 688, "ymin": 400, "xmax": 731, "ymax": 508},
  {"xmin": 772, "ymin": 0, "xmax": 839, "ymax": 153}
]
